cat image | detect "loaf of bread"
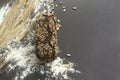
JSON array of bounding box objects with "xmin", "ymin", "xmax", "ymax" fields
[{"xmin": 35, "ymin": 14, "xmax": 59, "ymax": 63}]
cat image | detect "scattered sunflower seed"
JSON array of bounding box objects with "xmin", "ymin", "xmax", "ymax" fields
[
  {"xmin": 55, "ymin": 4, "xmax": 58, "ymax": 8},
  {"xmin": 62, "ymin": 6, "xmax": 66, "ymax": 9},
  {"xmin": 63, "ymin": 9, "xmax": 66, "ymax": 12},
  {"xmin": 51, "ymin": 4, "xmax": 54, "ymax": 6},
  {"xmin": 57, "ymin": 19, "xmax": 60, "ymax": 23},
  {"xmin": 52, "ymin": 8, "xmax": 55, "ymax": 10},
  {"xmin": 66, "ymin": 54, "xmax": 71, "ymax": 57},
  {"xmin": 60, "ymin": 1, "xmax": 63, "ymax": 5},
  {"xmin": 72, "ymin": 7, "xmax": 77, "ymax": 10}
]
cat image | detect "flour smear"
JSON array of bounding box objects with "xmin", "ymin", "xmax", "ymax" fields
[
  {"xmin": 0, "ymin": 2, "xmax": 10, "ymax": 25},
  {"xmin": 0, "ymin": 0, "xmax": 81, "ymax": 80}
]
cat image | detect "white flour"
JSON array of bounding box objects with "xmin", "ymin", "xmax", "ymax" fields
[
  {"xmin": 0, "ymin": 2, "xmax": 10, "ymax": 25},
  {"xmin": 0, "ymin": 0, "xmax": 80, "ymax": 80},
  {"xmin": 5, "ymin": 44, "xmax": 80, "ymax": 80}
]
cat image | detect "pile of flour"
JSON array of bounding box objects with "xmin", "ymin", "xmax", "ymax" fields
[{"xmin": 6, "ymin": 45, "xmax": 80, "ymax": 80}]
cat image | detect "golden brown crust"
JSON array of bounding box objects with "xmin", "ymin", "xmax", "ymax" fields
[{"xmin": 35, "ymin": 14, "xmax": 58, "ymax": 62}]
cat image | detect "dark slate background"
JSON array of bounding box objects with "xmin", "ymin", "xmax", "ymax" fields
[
  {"xmin": 55, "ymin": 0, "xmax": 120, "ymax": 80},
  {"xmin": 1, "ymin": 0, "xmax": 120, "ymax": 80}
]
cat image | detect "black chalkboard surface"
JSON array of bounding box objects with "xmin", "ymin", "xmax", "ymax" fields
[{"xmin": 1, "ymin": 0, "xmax": 120, "ymax": 80}]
